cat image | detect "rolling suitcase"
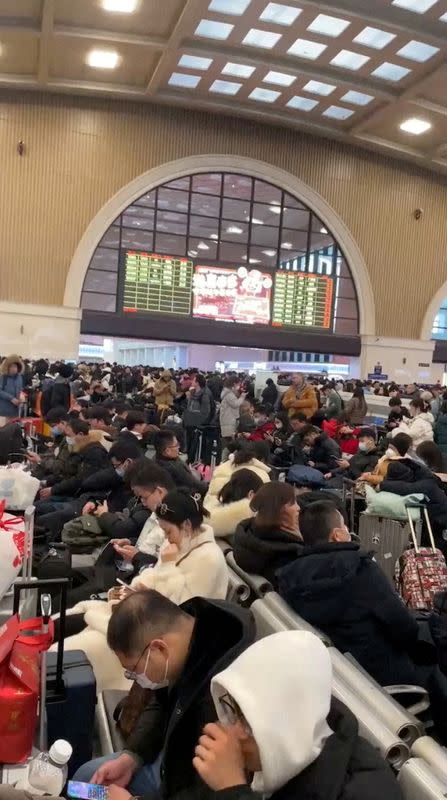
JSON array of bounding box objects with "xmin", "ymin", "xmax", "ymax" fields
[
  {"xmin": 358, "ymin": 512, "xmax": 421, "ymax": 585},
  {"xmin": 396, "ymin": 503, "xmax": 447, "ymax": 611}
]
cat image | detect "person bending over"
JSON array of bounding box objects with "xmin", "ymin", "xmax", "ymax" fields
[
  {"xmin": 193, "ymin": 630, "xmax": 402, "ymax": 800},
  {"xmin": 154, "ymin": 430, "xmax": 206, "ymax": 495},
  {"xmin": 204, "ymin": 469, "xmax": 264, "ymax": 539},
  {"xmin": 73, "ymin": 589, "xmax": 255, "ymax": 799},
  {"xmin": 206, "ymin": 441, "xmax": 271, "ymax": 500}
]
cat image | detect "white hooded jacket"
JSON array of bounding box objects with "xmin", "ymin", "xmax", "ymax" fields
[{"xmin": 211, "ymin": 631, "xmax": 333, "ymax": 796}]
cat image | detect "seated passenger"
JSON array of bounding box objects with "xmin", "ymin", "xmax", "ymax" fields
[
  {"xmin": 263, "ymin": 411, "xmax": 291, "ymax": 449},
  {"xmin": 85, "ymin": 406, "xmax": 116, "ymax": 451},
  {"xmin": 194, "ymin": 631, "xmax": 402, "ymax": 800},
  {"xmin": 359, "ymin": 432, "xmax": 412, "ymax": 486},
  {"xmin": 204, "ymin": 469, "xmax": 264, "ymax": 539},
  {"xmin": 58, "ymin": 489, "xmax": 228, "ymax": 691},
  {"xmin": 73, "ymin": 589, "xmax": 255, "ymax": 794},
  {"xmin": 393, "ymin": 398, "xmax": 434, "ymax": 448},
  {"xmin": 246, "ymin": 405, "xmax": 275, "ymax": 442},
  {"xmin": 301, "ymin": 425, "xmax": 341, "ymax": 474},
  {"xmin": 236, "ymin": 400, "xmax": 256, "ymax": 436},
  {"xmin": 154, "ymin": 429, "xmax": 206, "ymax": 494},
  {"xmin": 386, "ymin": 396, "xmax": 410, "ymax": 432},
  {"xmin": 416, "ymin": 440, "xmax": 447, "ymax": 486},
  {"xmin": 271, "ymin": 413, "xmax": 307, "ymax": 467},
  {"xmin": 207, "ymin": 441, "xmax": 271, "ymax": 499},
  {"xmin": 381, "ymin": 460, "xmax": 447, "ymax": 544},
  {"xmin": 435, "ymin": 400, "xmax": 447, "ymax": 457},
  {"xmin": 118, "ymin": 410, "xmax": 149, "ymax": 451},
  {"xmin": 233, "ymin": 482, "xmax": 301, "ymax": 585},
  {"xmin": 325, "ymin": 428, "xmax": 379, "ymax": 483},
  {"xmin": 26, "ymin": 406, "xmax": 70, "ymax": 478}
]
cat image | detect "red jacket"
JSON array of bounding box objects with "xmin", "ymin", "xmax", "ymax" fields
[{"xmin": 248, "ymin": 421, "xmax": 275, "ymax": 441}]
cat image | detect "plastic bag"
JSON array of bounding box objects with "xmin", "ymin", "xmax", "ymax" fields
[
  {"xmin": 0, "ymin": 502, "xmax": 26, "ymax": 600},
  {"xmin": 0, "ymin": 465, "xmax": 40, "ymax": 509}
]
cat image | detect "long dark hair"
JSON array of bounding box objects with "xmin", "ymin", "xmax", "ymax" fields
[
  {"xmin": 250, "ymin": 483, "xmax": 296, "ymax": 529},
  {"xmin": 156, "ymin": 488, "xmax": 209, "ymax": 528},
  {"xmin": 219, "ymin": 469, "xmax": 264, "ymax": 504}
]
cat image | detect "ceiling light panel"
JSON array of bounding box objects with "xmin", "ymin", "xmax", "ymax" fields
[
  {"xmin": 441, "ymin": 13, "xmax": 447, "ymax": 21},
  {"xmin": 101, "ymin": 0, "xmax": 139, "ymax": 11},
  {"xmin": 331, "ymin": 50, "xmax": 370, "ymax": 70},
  {"xmin": 392, "ymin": 0, "xmax": 438, "ymax": 11},
  {"xmin": 396, "ymin": 40, "xmax": 440, "ymax": 62},
  {"xmin": 178, "ymin": 55, "xmax": 212, "ymax": 70},
  {"xmin": 341, "ymin": 90, "xmax": 374, "ymax": 106},
  {"xmin": 400, "ymin": 117, "xmax": 432, "ymax": 134},
  {"xmin": 353, "ymin": 26, "xmax": 396, "ymax": 50},
  {"xmin": 195, "ymin": 19, "xmax": 234, "ymax": 39},
  {"xmin": 287, "ymin": 95, "xmax": 319, "ymax": 111},
  {"xmin": 222, "ymin": 62, "xmax": 255, "ymax": 78},
  {"xmin": 249, "ymin": 87, "xmax": 281, "ymax": 102},
  {"xmin": 169, "ymin": 72, "xmax": 201, "ymax": 88},
  {"xmin": 303, "ymin": 80, "xmax": 336, "ymax": 96},
  {"xmin": 371, "ymin": 62, "xmax": 411, "ymax": 81},
  {"xmin": 210, "ymin": 79, "xmax": 242, "ymax": 94},
  {"xmin": 86, "ymin": 49, "xmax": 120, "ymax": 68},
  {"xmin": 260, "ymin": 3, "xmax": 302, "ymax": 25},
  {"xmin": 288, "ymin": 39, "xmax": 327, "ymax": 60},
  {"xmin": 323, "ymin": 106, "xmax": 354, "ymax": 120},
  {"xmin": 209, "ymin": 0, "xmax": 251, "ymax": 14},
  {"xmin": 243, "ymin": 28, "xmax": 282, "ymax": 48},
  {"xmin": 307, "ymin": 14, "xmax": 350, "ymax": 38},
  {"xmin": 264, "ymin": 70, "xmax": 295, "ymax": 86}
]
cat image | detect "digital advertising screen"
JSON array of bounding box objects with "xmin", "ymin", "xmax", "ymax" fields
[
  {"xmin": 122, "ymin": 251, "xmax": 193, "ymax": 316},
  {"xmin": 192, "ymin": 265, "xmax": 272, "ymax": 325},
  {"xmin": 272, "ymin": 271, "xmax": 333, "ymax": 329}
]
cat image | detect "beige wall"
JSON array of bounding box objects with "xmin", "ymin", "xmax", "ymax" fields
[{"xmin": 2, "ymin": 89, "xmax": 447, "ymax": 340}]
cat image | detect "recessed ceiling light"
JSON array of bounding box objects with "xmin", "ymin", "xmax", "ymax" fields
[
  {"xmin": 260, "ymin": 2, "xmax": 301, "ymax": 25},
  {"xmin": 168, "ymin": 72, "xmax": 201, "ymax": 88},
  {"xmin": 397, "ymin": 40, "xmax": 440, "ymax": 62},
  {"xmin": 287, "ymin": 95, "xmax": 318, "ymax": 111},
  {"xmin": 392, "ymin": 0, "xmax": 437, "ymax": 12},
  {"xmin": 101, "ymin": 0, "xmax": 139, "ymax": 11},
  {"xmin": 178, "ymin": 54, "xmax": 213, "ymax": 70},
  {"xmin": 243, "ymin": 28, "xmax": 282, "ymax": 48},
  {"xmin": 209, "ymin": 0, "xmax": 251, "ymax": 13},
  {"xmin": 323, "ymin": 106, "xmax": 354, "ymax": 120},
  {"xmin": 251, "ymin": 217, "xmax": 264, "ymax": 224},
  {"xmin": 86, "ymin": 49, "xmax": 120, "ymax": 68},
  {"xmin": 400, "ymin": 117, "xmax": 432, "ymax": 135},
  {"xmin": 330, "ymin": 49, "xmax": 370, "ymax": 70},
  {"xmin": 303, "ymin": 80, "xmax": 335, "ymax": 96},
  {"xmin": 188, "ymin": 250, "xmax": 198, "ymax": 256},
  {"xmin": 249, "ymin": 258, "xmax": 261, "ymax": 264},
  {"xmin": 226, "ymin": 225, "xmax": 244, "ymax": 234},
  {"xmin": 263, "ymin": 70, "xmax": 295, "ymax": 86},
  {"xmin": 441, "ymin": 12, "xmax": 447, "ymax": 21},
  {"xmin": 353, "ymin": 26, "xmax": 396, "ymax": 50},
  {"xmin": 281, "ymin": 241, "xmax": 292, "ymax": 249},
  {"xmin": 222, "ymin": 61, "xmax": 255, "ymax": 77},
  {"xmin": 249, "ymin": 87, "xmax": 281, "ymax": 102},
  {"xmin": 341, "ymin": 90, "xmax": 374, "ymax": 106},
  {"xmin": 288, "ymin": 39, "xmax": 327, "ymax": 60},
  {"xmin": 320, "ymin": 227, "xmax": 328, "ymax": 234},
  {"xmin": 197, "ymin": 241, "xmax": 210, "ymax": 250},
  {"xmin": 195, "ymin": 19, "xmax": 234, "ymax": 39},
  {"xmin": 262, "ymin": 249, "xmax": 276, "ymax": 256},
  {"xmin": 308, "ymin": 13, "xmax": 350, "ymax": 38},
  {"xmin": 210, "ymin": 234, "xmax": 219, "ymax": 240},
  {"xmin": 210, "ymin": 79, "xmax": 242, "ymax": 95},
  {"xmin": 371, "ymin": 62, "xmax": 411, "ymax": 81},
  {"xmin": 269, "ymin": 205, "xmax": 282, "ymax": 214}
]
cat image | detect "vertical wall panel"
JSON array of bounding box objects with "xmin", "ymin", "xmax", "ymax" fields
[{"xmin": 1, "ymin": 90, "xmax": 447, "ymax": 339}]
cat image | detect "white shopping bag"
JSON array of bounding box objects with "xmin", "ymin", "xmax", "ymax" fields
[
  {"xmin": 0, "ymin": 502, "xmax": 25, "ymax": 600},
  {"xmin": 0, "ymin": 466, "xmax": 40, "ymax": 510}
]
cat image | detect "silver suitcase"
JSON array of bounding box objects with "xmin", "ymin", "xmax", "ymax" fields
[{"xmin": 358, "ymin": 513, "xmax": 421, "ymax": 585}]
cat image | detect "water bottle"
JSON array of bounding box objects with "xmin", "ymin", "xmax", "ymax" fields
[{"xmin": 26, "ymin": 740, "xmax": 72, "ymax": 795}]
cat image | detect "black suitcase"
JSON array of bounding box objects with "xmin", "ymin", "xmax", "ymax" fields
[{"xmin": 14, "ymin": 578, "xmax": 96, "ymax": 778}]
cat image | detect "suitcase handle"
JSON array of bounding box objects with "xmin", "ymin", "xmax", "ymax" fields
[{"xmin": 405, "ymin": 500, "xmax": 437, "ymax": 554}]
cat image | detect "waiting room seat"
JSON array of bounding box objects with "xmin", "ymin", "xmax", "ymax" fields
[
  {"xmin": 96, "ymin": 690, "xmax": 126, "ymax": 756},
  {"xmin": 411, "ymin": 737, "xmax": 447, "ymax": 782},
  {"xmin": 225, "ymin": 552, "xmax": 273, "ymax": 598},
  {"xmin": 399, "ymin": 758, "xmax": 447, "ymax": 800},
  {"xmin": 226, "ymin": 567, "xmax": 250, "ymax": 604},
  {"xmin": 261, "ymin": 592, "xmax": 331, "ymax": 644}
]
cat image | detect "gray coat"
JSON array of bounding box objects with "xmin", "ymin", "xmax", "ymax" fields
[{"xmin": 219, "ymin": 387, "xmax": 244, "ymax": 438}]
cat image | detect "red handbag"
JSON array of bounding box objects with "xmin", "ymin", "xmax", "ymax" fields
[{"xmin": 0, "ymin": 613, "xmax": 54, "ymax": 763}]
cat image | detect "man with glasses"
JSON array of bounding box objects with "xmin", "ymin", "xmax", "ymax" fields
[
  {"xmin": 72, "ymin": 589, "xmax": 254, "ymax": 800},
  {"xmin": 154, "ymin": 430, "xmax": 207, "ymax": 495}
]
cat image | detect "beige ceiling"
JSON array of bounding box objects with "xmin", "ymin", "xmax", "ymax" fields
[{"xmin": 3, "ymin": 0, "xmax": 447, "ymax": 172}]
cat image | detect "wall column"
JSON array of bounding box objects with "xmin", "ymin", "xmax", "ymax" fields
[
  {"xmin": 0, "ymin": 302, "xmax": 81, "ymax": 360},
  {"xmin": 360, "ymin": 335, "xmax": 442, "ymax": 383}
]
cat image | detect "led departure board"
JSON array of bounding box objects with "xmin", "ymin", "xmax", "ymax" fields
[
  {"xmin": 122, "ymin": 251, "xmax": 193, "ymax": 315},
  {"xmin": 193, "ymin": 266, "xmax": 272, "ymax": 325},
  {"xmin": 272, "ymin": 272, "xmax": 333, "ymax": 329}
]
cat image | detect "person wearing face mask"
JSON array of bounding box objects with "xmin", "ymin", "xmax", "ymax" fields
[
  {"xmin": 393, "ymin": 397, "xmax": 434, "ymax": 449},
  {"xmin": 72, "ymin": 588, "xmax": 255, "ymax": 798},
  {"xmin": 359, "ymin": 432, "xmax": 412, "ymax": 486},
  {"xmin": 192, "ymin": 631, "xmax": 402, "ymax": 800},
  {"xmin": 25, "ymin": 406, "xmax": 71, "ymax": 479},
  {"xmin": 233, "ymin": 482, "xmax": 301, "ymax": 586},
  {"xmin": 324, "ymin": 429, "xmax": 379, "ymax": 484}
]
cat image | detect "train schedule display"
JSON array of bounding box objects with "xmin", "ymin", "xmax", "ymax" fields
[
  {"xmin": 122, "ymin": 251, "xmax": 193, "ymax": 315},
  {"xmin": 272, "ymin": 272, "xmax": 334, "ymax": 329}
]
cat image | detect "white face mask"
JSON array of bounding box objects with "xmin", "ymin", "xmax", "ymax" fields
[
  {"xmin": 358, "ymin": 442, "xmax": 369, "ymax": 453},
  {"xmin": 65, "ymin": 436, "xmax": 75, "ymax": 446},
  {"xmin": 385, "ymin": 447, "xmax": 395, "ymax": 458},
  {"xmin": 125, "ymin": 646, "xmax": 169, "ymax": 690}
]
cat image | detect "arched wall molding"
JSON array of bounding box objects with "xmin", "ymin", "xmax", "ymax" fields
[
  {"xmin": 64, "ymin": 154, "xmax": 375, "ymax": 337},
  {"xmin": 421, "ymin": 279, "xmax": 447, "ymax": 341}
]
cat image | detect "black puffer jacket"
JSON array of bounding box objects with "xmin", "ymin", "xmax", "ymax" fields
[
  {"xmin": 381, "ymin": 458, "xmax": 447, "ymax": 535},
  {"xmin": 308, "ymin": 433, "xmax": 341, "ymax": 473},
  {"xmin": 233, "ymin": 518, "xmax": 301, "ymax": 585},
  {"xmin": 49, "ymin": 435, "xmax": 110, "ymax": 497}
]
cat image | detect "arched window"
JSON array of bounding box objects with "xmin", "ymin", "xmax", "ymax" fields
[
  {"xmin": 432, "ymin": 302, "xmax": 447, "ymax": 340},
  {"xmin": 81, "ymin": 172, "xmax": 359, "ymax": 336}
]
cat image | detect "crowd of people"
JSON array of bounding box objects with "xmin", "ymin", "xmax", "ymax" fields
[{"xmin": 3, "ymin": 354, "xmax": 447, "ymax": 800}]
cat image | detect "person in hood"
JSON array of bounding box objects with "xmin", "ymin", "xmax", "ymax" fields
[
  {"xmin": 394, "ymin": 397, "xmax": 434, "ymax": 449},
  {"xmin": 301, "ymin": 425, "xmax": 341, "ymax": 474},
  {"xmin": 153, "ymin": 370, "xmax": 177, "ymax": 410},
  {"xmin": 233, "ymin": 482, "xmax": 301, "ymax": 585},
  {"xmin": 205, "ymin": 469, "xmax": 264, "ymax": 539},
  {"xmin": 281, "ymin": 374, "xmax": 317, "ymax": 419},
  {"xmin": 0, "ymin": 354, "xmax": 23, "ymax": 425},
  {"xmin": 73, "ymin": 589, "xmax": 255, "ymax": 797},
  {"xmin": 220, "ymin": 376, "xmax": 247, "ymax": 443},
  {"xmin": 380, "ymin": 459, "xmax": 447, "ymax": 544},
  {"xmin": 193, "ymin": 630, "xmax": 402, "ymax": 800}
]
